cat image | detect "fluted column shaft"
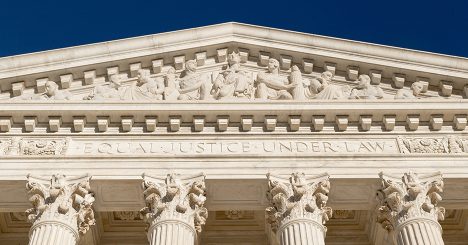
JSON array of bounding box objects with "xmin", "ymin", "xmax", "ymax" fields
[
  {"xmin": 279, "ymin": 219, "xmax": 325, "ymax": 245},
  {"xmin": 148, "ymin": 220, "xmax": 195, "ymax": 245},
  {"xmin": 266, "ymin": 173, "xmax": 332, "ymax": 245},
  {"xmin": 395, "ymin": 218, "xmax": 444, "ymax": 245},
  {"xmin": 29, "ymin": 221, "xmax": 77, "ymax": 245}
]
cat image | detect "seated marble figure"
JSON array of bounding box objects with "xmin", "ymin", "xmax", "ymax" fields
[
  {"xmin": 308, "ymin": 71, "xmax": 350, "ymax": 100},
  {"xmin": 212, "ymin": 52, "xmax": 252, "ymax": 100},
  {"xmin": 255, "ymin": 58, "xmax": 297, "ymax": 100},
  {"xmin": 22, "ymin": 81, "xmax": 73, "ymax": 100},
  {"xmin": 394, "ymin": 81, "xmax": 424, "ymax": 99},
  {"xmin": 83, "ymin": 74, "xmax": 123, "ymax": 100},
  {"xmin": 177, "ymin": 60, "xmax": 211, "ymax": 100},
  {"xmin": 122, "ymin": 69, "xmax": 164, "ymax": 100},
  {"xmin": 349, "ymin": 75, "xmax": 384, "ymax": 99}
]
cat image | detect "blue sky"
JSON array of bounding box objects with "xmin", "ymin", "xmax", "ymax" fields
[{"xmin": 1, "ymin": 0, "xmax": 467, "ymax": 58}]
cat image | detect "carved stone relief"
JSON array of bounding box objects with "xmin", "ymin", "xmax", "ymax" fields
[
  {"xmin": 224, "ymin": 210, "xmax": 245, "ymax": 220},
  {"xmin": 17, "ymin": 81, "xmax": 74, "ymax": 100},
  {"xmin": 0, "ymin": 137, "xmax": 70, "ymax": 156},
  {"xmin": 113, "ymin": 211, "xmax": 142, "ymax": 221},
  {"xmin": 122, "ymin": 69, "xmax": 165, "ymax": 101},
  {"xmin": 163, "ymin": 67, "xmax": 179, "ymax": 100},
  {"xmin": 332, "ymin": 210, "xmax": 355, "ymax": 219},
  {"xmin": 176, "ymin": 60, "xmax": 211, "ymax": 100},
  {"xmin": 394, "ymin": 81, "xmax": 425, "ymax": 99},
  {"xmin": 83, "ymin": 74, "xmax": 128, "ymax": 100},
  {"xmin": 397, "ymin": 136, "xmax": 466, "ymax": 153},
  {"xmin": 0, "ymin": 136, "xmax": 466, "ymax": 157},
  {"xmin": 255, "ymin": 58, "xmax": 296, "ymax": 100},
  {"xmin": 349, "ymin": 75, "xmax": 384, "ymax": 99},
  {"xmin": 309, "ymin": 71, "xmax": 351, "ymax": 100},
  {"xmin": 9, "ymin": 49, "xmax": 454, "ymax": 102},
  {"xmin": 212, "ymin": 52, "xmax": 253, "ymax": 100},
  {"xmin": 10, "ymin": 212, "xmax": 28, "ymax": 222}
]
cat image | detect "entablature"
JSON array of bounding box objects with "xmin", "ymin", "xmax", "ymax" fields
[{"xmin": 0, "ymin": 101, "xmax": 467, "ymax": 133}]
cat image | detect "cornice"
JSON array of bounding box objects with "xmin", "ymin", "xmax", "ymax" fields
[
  {"xmin": 0, "ymin": 100, "xmax": 467, "ymax": 134},
  {"xmin": 0, "ymin": 22, "xmax": 467, "ymax": 84},
  {"xmin": 0, "ymin": 23, "xmax": 234, "ymax": 79}
]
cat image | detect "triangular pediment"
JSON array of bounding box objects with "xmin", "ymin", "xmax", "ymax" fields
[{"xmin": 0, "ymin": 22, "xmax": 467, "ymax": 101}]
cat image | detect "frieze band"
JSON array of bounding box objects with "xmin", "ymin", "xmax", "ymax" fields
[{"xmin": 0, "ymin": 136, "xmax": 467, "ymax": 156}]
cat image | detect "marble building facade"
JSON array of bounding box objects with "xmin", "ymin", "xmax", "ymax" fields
[{"xmin": 0, "ymin": 22, "xmax": 467, "ymax": 244}]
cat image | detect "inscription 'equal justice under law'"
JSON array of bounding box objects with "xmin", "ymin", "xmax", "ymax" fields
[{"xmin": 74, "ymin": 140, "xmax": 394, "ymax": 155}]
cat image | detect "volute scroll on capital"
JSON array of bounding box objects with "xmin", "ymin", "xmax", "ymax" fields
[
  {"xmin": 376, "ymin": 171, "xmax": 445, "ymax": 231},
  {"xmin": 25, "ymin": 173, "xmax": 95, "ymax": 236},
  {"xmin": 265, "ymin": 172, "xmax": 332, "ymax": 233},
  {"xmin": 140, "ymin": 172, "xmax": 208, "ymax": 233}
]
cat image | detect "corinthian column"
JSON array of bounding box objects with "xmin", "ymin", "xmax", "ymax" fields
[
  {"xmin": 266, "ymin": 172, "xmax": 332, "ymax": 245},
  {"xmin": 26, "ymin": 174, "xmax": 95, "ymax": 245},
  {"xmin": 376, "ymin": 172, "xmax": 446, "ymax": 245},
  {"xmin": 140, "ymin": 173, "xmax": 207, "ymax": 245}
]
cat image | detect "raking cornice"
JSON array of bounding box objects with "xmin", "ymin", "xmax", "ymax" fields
[{"xmin": 1, "ymin": 22, "xmax": 467, "ymax": 82}]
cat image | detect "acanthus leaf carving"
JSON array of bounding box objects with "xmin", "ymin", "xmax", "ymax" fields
[
  {"xmin": 265, "ymin": 172, "xmax": 332, "ymax": 233},
  {"xmin": 376, "ymin": 172, "xmax": 445, "ymax": 231},
  {"xmin": 25, "ymin": 174, "xmax": 95, "ymax": 236},
  {"xmin": 140, "ymin": 173, "xmax": 208, "ymax": 233}
]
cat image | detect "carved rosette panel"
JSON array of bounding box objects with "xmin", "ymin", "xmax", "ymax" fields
[
  {"xmin": 225, "ymin": 210, "xmax": 244, "ymax": 220},
  {"xmin": 140, "ymin": 173, "xmax": 208, "ymax": 233},
  {"xmin": 26, "ymin": 174, "xmax": 95, "ymax": 236},
  {"xmin": 265, "ymin": 172, "xmax": 332, "ymax": 233},
  {"xmin": 376, "ymin": 172, "xmax": 445, "ymax": 231},
  {"xmin": 397, "ymin": 136, "xmax": 466, "ymax": 154},
  {"xmin": 114, "ymin": 211, "xmax": 141, "ymax": 221}
]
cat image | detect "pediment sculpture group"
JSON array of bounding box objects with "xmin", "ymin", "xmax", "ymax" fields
[{"xmin": 20, "ymin": 52, "xmax": 426, "ymax": 101}]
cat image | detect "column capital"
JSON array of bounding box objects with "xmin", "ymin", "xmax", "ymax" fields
[
  {"xmin": 25, "ymin": 174, "xmax": 95, "ymax": 237},
  {"xmin": 140, "ymin": 173, "xmax": 208, "ymax": 233},
  {"xmin": 265, "ymin": 172, "xmax": 332, "ymax": 233},
  {"xmin": 376, "ymin": 171, "xmax": 445, "ymax": 231}
]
